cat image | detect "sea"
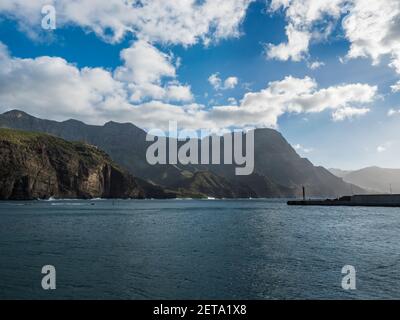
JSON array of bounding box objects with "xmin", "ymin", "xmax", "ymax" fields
[{"xmin": 0, "ymin": 199, "xmax": 399, "ymax": 299}]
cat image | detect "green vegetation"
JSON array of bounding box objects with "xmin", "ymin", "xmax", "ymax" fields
[
  {"xmin": 0, "ymin": 127, "xmax": 111, "ymax": 168},
  {"xmin": 0, "ymin": 127, "xmax": 175, "ymax": 200}
]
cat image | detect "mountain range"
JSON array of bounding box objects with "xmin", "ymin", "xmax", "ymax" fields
[
  {"xmin": 329, "ymin": 167, "xmax": 400, "ymax": 194},
  {"xmin": 0, "ymin": 109, "xmax": 364, "ymax": 199}
]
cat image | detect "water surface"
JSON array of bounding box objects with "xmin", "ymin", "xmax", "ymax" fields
[{"xmin": 0, "ymin": 199, "xmax": 399, "ymax": 299}]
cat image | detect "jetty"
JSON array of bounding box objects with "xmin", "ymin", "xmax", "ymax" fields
[{"xmin": 288, "ymin": 194, "xmax": 400, "ymax": 207}]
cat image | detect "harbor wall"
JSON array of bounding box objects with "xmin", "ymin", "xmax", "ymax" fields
[{"xmin": 351, "ymin": 194, "xmax": 400, "ymax": 205}]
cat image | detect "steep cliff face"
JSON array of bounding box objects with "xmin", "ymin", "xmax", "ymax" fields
[{"xmin": 0, "ymin": 128, "xmax": 174, "ymax": 200}]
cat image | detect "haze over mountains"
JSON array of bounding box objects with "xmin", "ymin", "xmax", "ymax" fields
[
  {"xmin": 330, "ymin": 167, "xmax": 400, "ymax": 194},
  {"xmin": 0, "ymin": 109, "xmax": 364, "ymax": 199}
]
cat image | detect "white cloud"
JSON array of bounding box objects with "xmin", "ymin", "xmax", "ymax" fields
[
  {"xmin": 165, "ymin": 85, "xmax": 194, "ymax": 102},
  {"xmin": 308, "ymin": 60, "xmax": 325, "ymax": 70},
  {"xmin": 115, "ymin": 40, "xmax": 176, "ymax": 85},
  {"xmin": 0, "ymin": 49, "xmax": 126, "ymax": 122},
  {"xmin": 377, "ymin": 145, "xmax": 386, "ymax": 153},
  {"xmin": 377, "ymin": 141, "xmax": 393, "ymax": 153},
  {"xmin": 391, "ymin": 81, "xmax": 400, "ymax": 93},
  {"xmin": 267, "ymin": 0, "xmax": 400, "ymax": 75},
  {"xmin": 269, "ymin": 0, "xmax": 345, "ymax": 25},
  {"xmin": 208, "ymin": 73, "xmax": 222, "ymax": 90},
  {"xmin": 207, "ymin": 76, "xmax": 377, "ymax": 128},
  {"xmin": 294, "ymin": 144, "xmax": 313, "ymax": 154},
  {"xmin": 266, "ymin": 24, "xmax": 310, "ymax": 61},
  {"xmin": 224, "ymin": 77, "xmax": 239, "ymax": 90},
  {"xmin": 0, "ymin": 0, "xmax": 253, "ymax": 45},
  {"xmin": 267, "ymin": 0, "xmax": 345, "ymax": 61},
  {"xmin": 331, "ymin": 107, "xmax": 370, "ymax": 121},
  {"xmin": 0, "ymin": 41, "xmax": 196, "ymax": 128},
  {"xmin": 388, "ymin": 108, "xmax": 400, "ymax": 117},
  {"xmin": 114, "ymin": 40, "xmax": 193, "ymax": 102},
  {"xmin": 0, "ymin": 43, "xmax": 377, "ymax": 130},
  {"xmin": 208, "ymin": 73, "xmax": 239, "ymax": 90},
  {"xmin": 227, "ymin": 97, "xmax": 238, "ymax": 105},
  {"xmin": 343, "ymin": 0, "xmax": 400, "ymax": 74}
]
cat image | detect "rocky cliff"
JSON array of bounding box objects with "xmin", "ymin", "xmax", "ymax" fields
[{"xmin": 0, "ymin": 128, "xmax": 174, "ymax": 200}]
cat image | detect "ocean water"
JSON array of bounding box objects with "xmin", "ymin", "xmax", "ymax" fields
[{"xmin": 0, "ymin": 199, "xmax": 399, "ymax": 300}]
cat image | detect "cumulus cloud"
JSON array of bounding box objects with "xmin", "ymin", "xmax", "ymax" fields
[
  {"xmin": 0, "ymin": 52, "xmax": 123, "ymax": 122},
  {"xmin": 114, "ymin": 40, "xmax": 193, "ymax": 102},
  {"xmin": 208, "ymin": 76, "xmax": 376, "ymax": 128},
  {"xmin": 0, "ymin": 41, "xmax": 197, "ymax": 128},
  {"xmin": 208, "ymin": 73, "xmax": 239, "ymax": 90},
  {"xmin": 227, "ymin": 97, "xmax": 238, "ymax": 105},
  {"xmin": 0, "ymin": 42, "xmax": 377, "ymax": 130},
  {"xmin": 224, "ymin": 77, "xmax": 239, "ymax": 90},
  {"xmin": 308, "ymin": 60, "xmax": 325, "ymax": 70},
  {"xmin": 267, "ymin": 0, "xmax": 400, "ymax": 75},
  {"xmin": 343, "ymin": 0, "xmax": 400, "ymax": 74},
  {"xmin": 0, "ymin": 0, "xmax": 253, "ymax": 45},
  {"xmin": 115, "ymin": 40, "xmax": 176, "ymax": 85},
  {"xmin": 377, "ymin": 146, "xmax": 386, "ymax": 153},
  {"xmin": 391, "ymin": 81, "xmax": 400, "ymax": 93},
  {"xmin": 267, "ymin": 0, "xmax": 345, "ymax": 61},
  {"xmin": 294, "ymin": 144, "xmax": 313, "ymax": 154},
  {"xmin": 165, "ymin": 85, "xmax": 194, "ymax": 102},
  {"xmin": 266, "ymin": 23, "xmax": 311, "ymax": 61},
  {"xmin": 388, "ymin": 108, "xmax": 400, "ymax": 117},
  {"xmin": 377, "ymin": 141, "xmax": 393, "ymax": 153},
  {"xmin": 208, "ymin": 73, "xmax": 221, "ymax": 90},
  {"xmin": 331, "ymin": 107, "xmax": 370, "ymax": 121}
]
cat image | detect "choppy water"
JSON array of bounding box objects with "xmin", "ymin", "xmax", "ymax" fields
[{"xmin": 0, "ymin": 199, "xmax": 399, "ymax": 299}]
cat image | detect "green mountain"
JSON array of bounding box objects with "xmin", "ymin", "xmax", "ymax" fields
[
  {"xmin": 0, "ymin": 128, "xmax": 175, "ymax": 200},
  {"xmin": 0, "ymin": 110, "xmax": 364, "ymax": 198}
]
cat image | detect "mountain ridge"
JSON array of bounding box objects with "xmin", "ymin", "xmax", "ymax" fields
[
  {"xmin": 329, "ymin": 166, "xmax": 400, "ymax": 194},
  {"xmin": 0, "ymin": 109, "xmax": 365, "ymax": 198}
]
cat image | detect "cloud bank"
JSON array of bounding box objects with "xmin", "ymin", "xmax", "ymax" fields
[
  {"xmin": 267, "ymin": 0, "xmax": 400, "ymax": 74},
  {"xmin": 0, "ymin": 0, "xmax": 253, "ymax": 45},
  {"xmin": 0, "ymin": 41, "xmax": 377, "ymax": 130}
]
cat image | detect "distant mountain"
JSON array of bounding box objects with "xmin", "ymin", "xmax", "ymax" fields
[
  {"xmin": 0, "ymin": 110, "xmax": 364, "ymax": 198},
  {"xmin": 0, "ymin": 128, "xmax": 175, "ymax": 200},
  {"xmin": 328, "ymin": 168, "xmax": 353, "ymax": 179},
  {"xmin": 330, "ymin": 166, "xmax": 400, "ymax": 194}
]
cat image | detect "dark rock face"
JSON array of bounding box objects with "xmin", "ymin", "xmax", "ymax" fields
[
  {"xmin": 0, "ymin": 128, "xmax": 175, "ymax": 200},
  {"xmin": 0, "ymin": 110, "xmax": 364, "ymax": 198}
]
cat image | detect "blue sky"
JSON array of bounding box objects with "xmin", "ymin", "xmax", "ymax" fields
[{"xmin": 0, "ymin": 0, "xmax": 399, "ymax": 169}]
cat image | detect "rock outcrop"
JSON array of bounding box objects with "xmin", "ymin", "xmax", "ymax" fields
[{"xmin": 0, "ymin": 128, "xmax": 175, "ymax": 200}]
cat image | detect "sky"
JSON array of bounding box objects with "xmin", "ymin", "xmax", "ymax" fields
[{"xmin": 0, "ymin": 0, "xmax": 399, "ymax": 170}]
